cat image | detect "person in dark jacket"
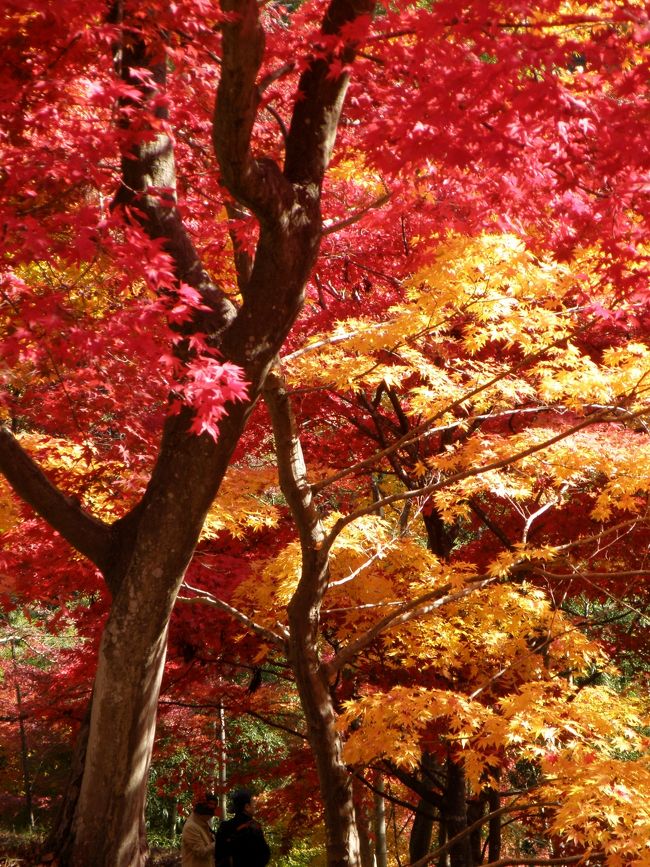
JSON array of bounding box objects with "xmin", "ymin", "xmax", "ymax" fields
[{"xmin": 214, "ymin": 789, "xmax": 271, "ymax": 867}]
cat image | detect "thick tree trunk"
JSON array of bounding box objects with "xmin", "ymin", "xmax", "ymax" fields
[
  {"xmin": 48, "ymin": 403, "xmax": 252, "ymax": 865},
  {"xmin": 71, "ymin": 617, "xmax": 169, "ymax": 866},
  {"xmin": 44, "ymin": 707, "xmax": 91, "ymax": 860},
  {"xmin": 1, "ymin": 0, "xmax": 374, "ymax": 863}
]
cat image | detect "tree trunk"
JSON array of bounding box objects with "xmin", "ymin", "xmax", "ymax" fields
[
  {"xmin": 408, "ymin": 752, "xmax": 439, "ymax": 864},
  {"xmin": 374, "ymin": 772, "xmax": 388, "ymax": 867},
  {"xmin": 409, "ymin": 800, "xmax": 436, "ymax": 864},
  {"xmin": 267, "ymin": 370, "xmax": 361, "ymax": 867},
  {"xmin": 49, "ymin": 404, "xmax": 252, "ymax": 866},
  {"xmin": 288, "ymin": 557, "xmax": 362, "ymax": 867},
  {"xmin": 444, "ymin": 757, "xmax": 472, "ymax": 867},
  {"xmin": 0, "ymin": 0, "xmax": 374, "ymax": 862},
  {"xmin": 467, "ymin": 799, "xmax": 484, "ymax": 866},
  {"xmin": 488, "ymin": 787, "xmax": 501, "ymax": 862},
  {"xmin": 353, "ymin": 776, "xmax": 375, "ymax": 867},
  {"xmin": 44, "ymin": 707, "xmax": 91, "ymax": 860},
  {"xmin": 12, "ymin": 641, "xmax": 34, "ymax": 829},
  {"xmin": 71, "ymin": 616, "xmax": 169, "ymax": 865},
  {"xmin": 216, "ymin": 700, "xmax": 228, "ymax": 820}
]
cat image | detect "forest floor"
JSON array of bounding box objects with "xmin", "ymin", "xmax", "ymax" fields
[{"xmin": 0, "ymin": 832, "xmax": 181, "ymax": 866}]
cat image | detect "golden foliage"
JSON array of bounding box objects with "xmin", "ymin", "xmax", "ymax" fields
[{"xmin": 201, "ymin": 465, "xmax": 281, "ymax": 539}]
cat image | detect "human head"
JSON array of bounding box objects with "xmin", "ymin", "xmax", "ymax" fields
[
  {"xmin": 231, "ymin": 788, "xmax": 253, "ymax": 815},
  {"xmin": 194, "ymin": 800, "xmax": 216, "ymax": 817}
]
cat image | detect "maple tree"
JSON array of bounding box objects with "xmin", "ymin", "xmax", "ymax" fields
[
  {"xmin": 1, "ymin": 0, "xmax": 377, "ymax": 862},
  {"xmin": 230, "ymin": 230, "xmax": 650, "ymax": 865},
  {"xmin": 0, "ymin": 0, "xmax": 649, "ymax": 866}
]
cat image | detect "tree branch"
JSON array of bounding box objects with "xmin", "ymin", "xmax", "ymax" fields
[
  {"xmin": 112, "ymin": 25, "xmax": 237, "ymax": 338},
  {"xmin": 325, "ymin": 575, "xmax": 499, "ymax": 676},
  {"xmin": 0, "ymin": 427, "xmax": 112, "ymax": 573},
  {"xmin": 178, "ymin": 581, "xmax": 288, "ymax": 646},
  {"xmin": 312, "ymin": 346, "xmax": 563, "ymax": 494},
  {"xmin": 284, "ymin": 0, "xmax": 375, "ymax": 186},
  {"xmin": 480, "ymin": 859, "xmax": 587, "ymax": 867},
  {"xmin": 324, "ymin": 405, "xmax": 642, "ymax": 548},
  {"xmin": 214, "ymin": 0, "xmax": 289, "ymax": 218},
  {"xmin": 322, "ymin": 192, "xmax": 391, "ymax": 236},
  {"xmin": 410, "ymin": 800, "xmax": 565, "ymax": 867}
]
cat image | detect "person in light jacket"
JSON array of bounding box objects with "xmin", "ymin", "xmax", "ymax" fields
[{"xmin": 181, "ymin": 799, "xmax": 217, "ymax": 867}]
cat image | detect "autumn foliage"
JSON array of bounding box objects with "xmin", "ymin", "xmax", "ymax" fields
[{"xmin": 1, "ymin": 0, "xmax": 649, "ymax": 865}]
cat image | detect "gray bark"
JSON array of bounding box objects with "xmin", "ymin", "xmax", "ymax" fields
[
  {"xmin": 265, "ymin": 368, "xmax": 362, "ymax": 867},
  {"xmin": 374, "ymin": 772, "xmax": 388, "ymax": 867}
]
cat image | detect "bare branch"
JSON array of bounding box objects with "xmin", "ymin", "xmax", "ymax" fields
[
  {"xmin": 324, "ymin": 405, "xmax": 643, "ymax": 549},
  {"xmin": 522, "ymin": 496, "xmax": 562, "ymax": 543},
  {"xmin": 479, "ymin": 859, "xmax": 588, "ymax": 867},
  {"xmin": 535, "ymin": 569, "xmax": 650, "ymax": 624},
  {"xmin": 282, "ymin": 321, "xmax": 389, "ymax": 363},
  {"xmin": 322, "ymin": 192, "xmax": 391, "ymax": 236},
  {"xmin": 411, "ymin": 800, "xmax": 567, "ymax": 867},
  {"xmin": 312, "ymin": 347, "xmax": 563, "ymax": 494},
  {"xmin": 178, "ymin": 582, "xmax": 288, "ymax": 646},
  {"xmin": 552, "ymin": 517, "xmax": 647, "ymax": 554}
]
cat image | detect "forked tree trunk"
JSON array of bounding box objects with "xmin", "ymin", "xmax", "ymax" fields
[
  {"xmin": 53, "ymin": 406, "xmax": 252, "ymax": 865},
  {"xmin": 0, "ymin": 0, "xmax": 374, "ymax": 862}
]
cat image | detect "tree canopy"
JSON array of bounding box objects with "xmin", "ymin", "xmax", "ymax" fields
[{"xmin": 0, "ymin": 0, "xmax": 649, "ymax": 866}]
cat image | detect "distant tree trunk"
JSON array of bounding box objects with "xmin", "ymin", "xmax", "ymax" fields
[
  {"xmin": 409, "ymin": 800, "xmax": 436, "ymax": 864},
  {"xmin": 374, "ymin": 773, "xmax": 388, "ymax": 867},
  {"xmin": 436, "ymin": 822, "xmax": 447, "ymax": 867},
  {"xmin": 467, "ymin": 799, "xmax": 484, "ymax": 865},
  {"xmin": 488, "ymin": 787, "xmax": 501, "ymax": 862},
  {"xmin": 216, "ymin": 701, "xmax": 228, "ymax": 820},
  {"xmin": 353, "ymin": 776, "xmax": 375, "ymax": 867},
  {"xmin": 12, "ymin": 641, "xmax": 34, "ymax": 829},
  {"xmin": 408, "ymin": 752, "xmax": 439, "ymax": 864},
  {"xmin": 444, "ymin": 756, "xmax": 472, "ymax": 867},
  {"xmin": 167, "ymin": 800, "xmax": 178, "ymax": 837}
]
